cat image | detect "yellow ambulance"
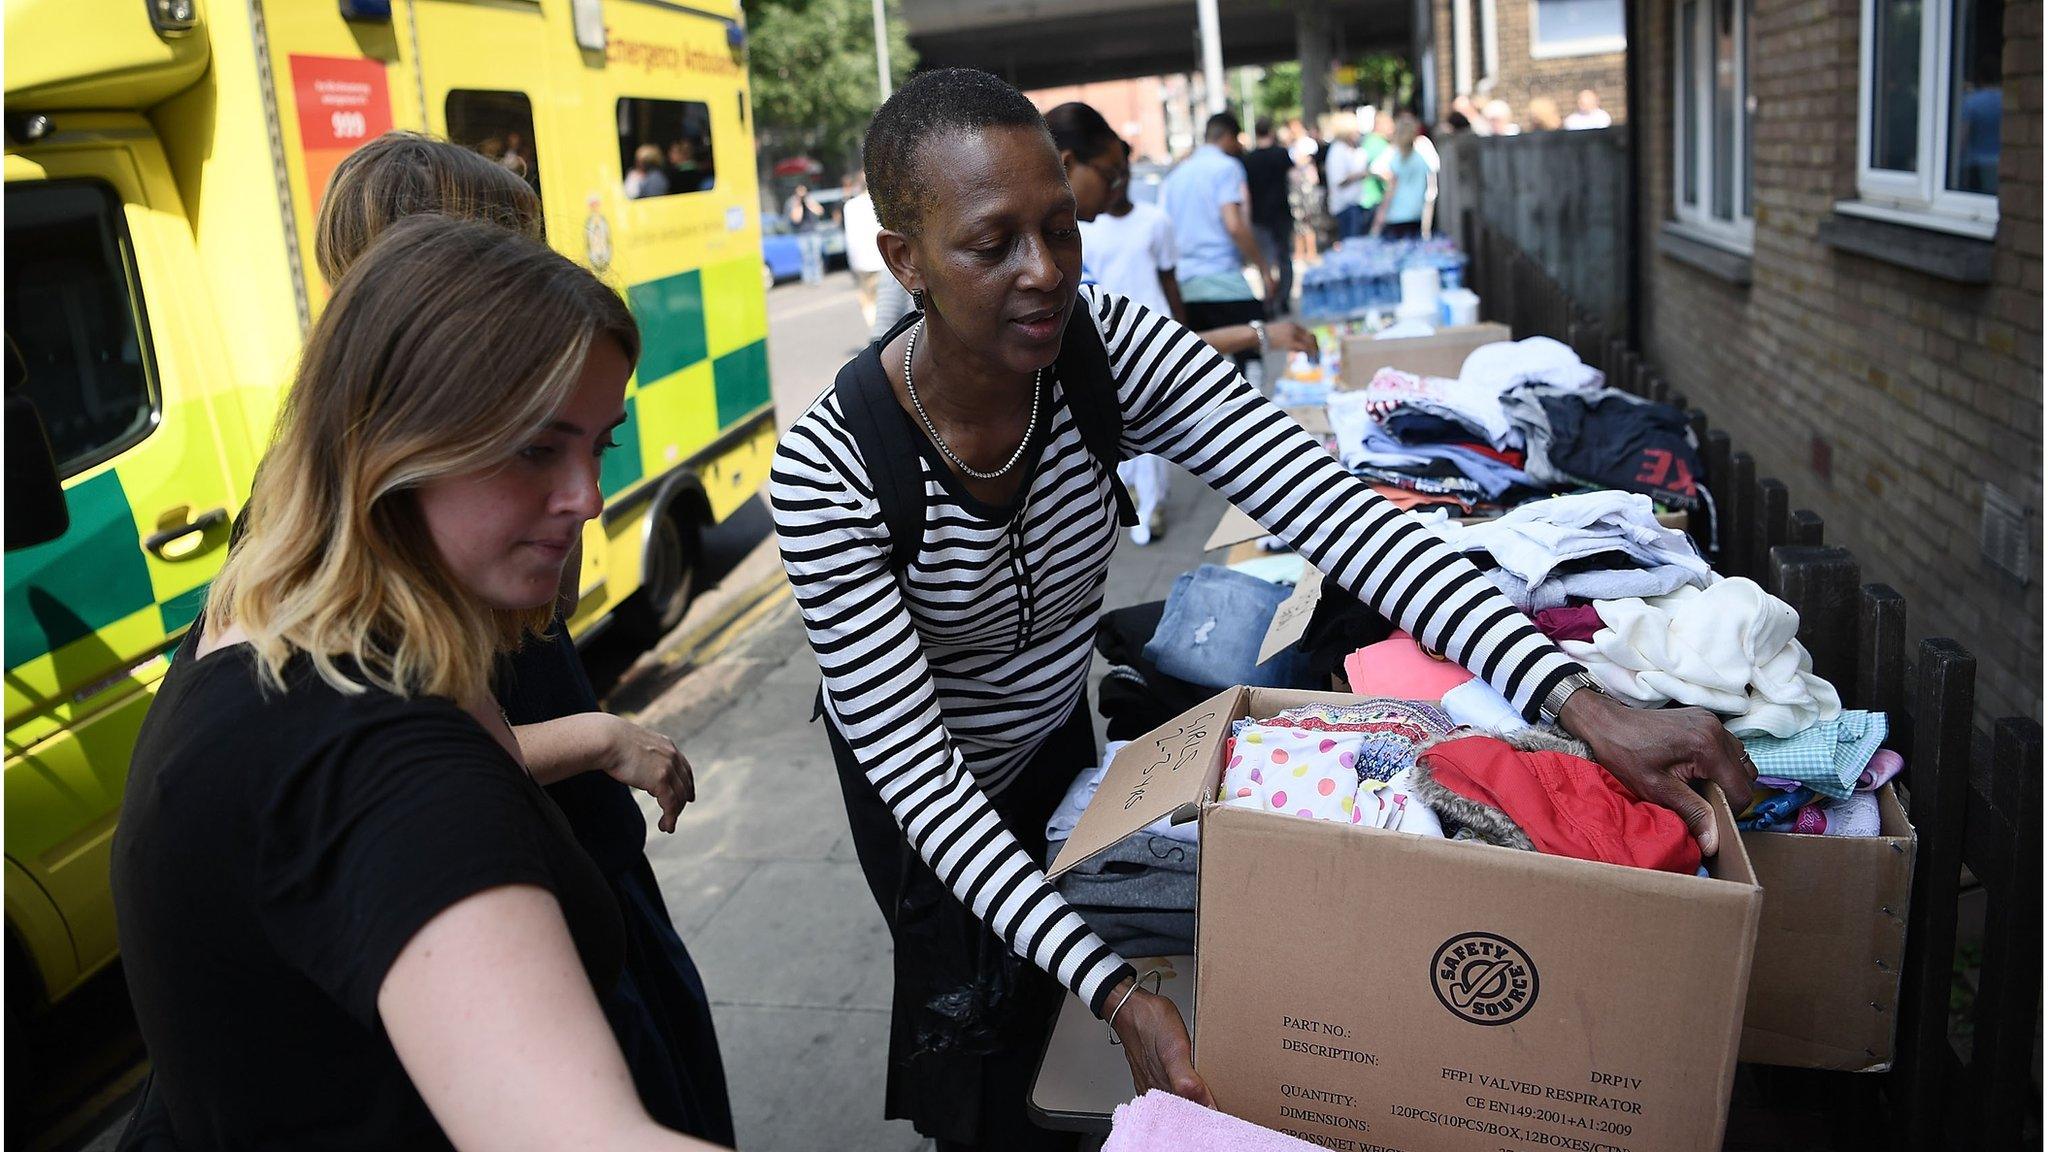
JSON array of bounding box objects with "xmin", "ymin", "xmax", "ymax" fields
[{"xmin": 3, "ymin": 0, "xmax": 776, "ymax": 1015}]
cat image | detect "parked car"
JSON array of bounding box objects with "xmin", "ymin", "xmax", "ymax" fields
[
  {"xmin": 762, "ymin": 214, "xmax": 804, "ymax": 286},
  {"xmin": 810, "ymin": 187, "xmax": 848, "ymax": 269}
]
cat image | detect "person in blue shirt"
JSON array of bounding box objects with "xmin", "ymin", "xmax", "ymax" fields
[
  {"xmin": 1158, "ymin": 113, "xmax": 1272, "ymax": 344},
  {"xmin": 1368, "ymin": 112, "xmax": 1438, "ymax": 241}
]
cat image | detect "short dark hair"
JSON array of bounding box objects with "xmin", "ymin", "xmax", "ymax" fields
[
  {"xmin": 863, "ymin": 68, "xmax": 1049, "ymax": 235},
  {"xmin": 1255, "ymin": 117, "xmax": 1275, "ymax": 138},
  {"xmin": 1204, "ymin": 112, "xmax": 1242, "ymax": 141},
  {"xmin": 1043, "ymin": 101, "xmax": 1123, "ymax": 165}
]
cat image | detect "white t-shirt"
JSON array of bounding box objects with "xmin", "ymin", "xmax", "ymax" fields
[
  {"xmin": 1323, "ymin": 138, "xmax": 1362, "ymax": 215},
  {"xmin": 1564, "ymin": 109, "xmax": 1613, "ymax": 130},
  {"xmin": 841, "ymin": 191, "xmax": 884, "ymax": 274},
  {"xmin": 1080, "ymin": 202, "xmax": 1176, "ymax": 318}
]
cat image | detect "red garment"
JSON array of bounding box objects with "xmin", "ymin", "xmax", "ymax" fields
[
  {"xmin": 1421, "ymin": 735, "xmax": 1702, "ymax": 874},
  {"xmin": 1532, "ymin": 604, "xmax": 1604, "ymax": 643},
  {"xmin": 1463, "ymin": 443, "xmax": 1528, "ymax": 469}
]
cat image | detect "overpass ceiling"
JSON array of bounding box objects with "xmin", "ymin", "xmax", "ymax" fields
[{"xmin": 901, "ymin": 0, "xmax": 1409, "ymax": 90}]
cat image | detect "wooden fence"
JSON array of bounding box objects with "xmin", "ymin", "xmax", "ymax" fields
[
  {"xmin": 1439, "ymin": 129, "xmax": 1632, "ymax": 338},
  {"xmin": 1470, "ymin": 221, "xmax": 2044, "ymax": 1151}
]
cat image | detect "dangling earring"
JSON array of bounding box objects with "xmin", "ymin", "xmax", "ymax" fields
[{"xmin": 910, "ymin": 287, "xmax": 925, "ymax": 311}]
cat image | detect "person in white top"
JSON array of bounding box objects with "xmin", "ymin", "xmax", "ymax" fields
[
  {"xmin": 840, "ymin": 181, "xmax": 886, "ymax": 328},
  {"xmin": 1321, "ymin": 112, "xmax": 1369, "ymax": 237},
  {"xmin": 1564, "ymin": 89, "xmax": 1614, "ymax": 130},
  {"xmin": 1080, "ymin": 142, "xmax": 1184, "ymax": 545}
]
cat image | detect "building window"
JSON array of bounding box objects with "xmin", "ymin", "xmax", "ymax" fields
[
  {"xmin": 1850, "ymin": 0, "xmax": 2000, "ymax": 234},
  {"xmin": 445, "ymin": 90, "xmax": 543, "ymax": 203},
  {"xmin": 617, "ymin": 98, "xmax": 717, "ymax": 200},
  {"xmin": 1672, "ymin": 0, "xmax": 1754, "ymax": 251},
  {"xmin": 1531, "ymin": 0, "xmax": 1626, "ymax": 58},
  {"xmin": 5, "ymin": 181, "xmax": 160, "ymax": 477}
]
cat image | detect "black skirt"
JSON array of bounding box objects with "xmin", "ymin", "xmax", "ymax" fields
[
  {"xmin": 824, "ymin": 689, "xmax": 1096, "ymax": 1150},
  {"xmin": 496, "ymin": 624, "xmax": 737, "ymax": 1147}
]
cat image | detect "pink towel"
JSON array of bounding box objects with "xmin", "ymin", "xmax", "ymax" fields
[{"xmin": 1104, "ymin": 1090, "xmax": 1322, "ymax": 1152}]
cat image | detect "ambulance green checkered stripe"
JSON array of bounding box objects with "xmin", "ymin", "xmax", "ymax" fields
[
  {"xmin": 712, "ymin": 340, "xmax": 770, "ymax": 428},
  {"xmin": 599, "ymin": 395, "xmax": 644, "ymax": 498},
  {"xmin": 5, "ymin": 470, "xmax": 156, "ymax": 671},
  {"xmin": 159, "ymin": 584, "xmax": 210, "ymax": 636},
  {"xmin": 626, "ymin": 269, "xmax": 708, "ymax": 385}
]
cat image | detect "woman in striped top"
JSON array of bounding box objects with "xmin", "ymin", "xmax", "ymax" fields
[{"xmin": 772, "ymin": 69, "xmax": 1754, "ymax": 1149}]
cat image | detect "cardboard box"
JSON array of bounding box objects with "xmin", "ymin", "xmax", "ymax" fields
[
  {"xmin": 1052, "ymin": 687, "xmax": 1764, "ymax": 1152},
  {"xmin": 1736, "ymin": 784, "xmax": 1916, "ymax": 1071},
  {"xmin": 1339, "ymin": 321, "xmax": 1513, "ymax": 389}
]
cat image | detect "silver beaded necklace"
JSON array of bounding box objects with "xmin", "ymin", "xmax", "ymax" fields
[{"xmin": 903, "ymin": 319, "xmax": 1041, "ymax": 481}]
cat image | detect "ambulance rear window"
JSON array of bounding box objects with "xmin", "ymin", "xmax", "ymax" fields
[
  {"xmin": 446, "ymin": 90, "xmax": 543, "ymax": 203},
  {"xmin": 617, "ymin": 98, "xmax": 716, "ymax": 199},
  {"xmin": 4, "ymin": 181, "xmax": 158, "ymax": 477}
]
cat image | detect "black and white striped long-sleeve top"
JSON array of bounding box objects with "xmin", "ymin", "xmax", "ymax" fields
[{"xmin": 771, "ymin": 287, "xmax": 1587, "ymax": 1014}]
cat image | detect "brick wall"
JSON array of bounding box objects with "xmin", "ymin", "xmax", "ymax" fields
[
  {"xmin": 1635, "ymin": 0, "xmax": 2044, "ymax": 724},
  {"xmin": 1434, "ymin": 0, "xmax": 1629, "ymax": 126}
]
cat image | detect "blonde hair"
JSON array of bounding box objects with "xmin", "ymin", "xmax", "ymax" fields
[
  {"xmin": 209, "ymin": 215, "xmax": 638, "ymax": 704},
  {"xmin": 314, "ymin": 131, "xmax": 544, "ymax": 285}
]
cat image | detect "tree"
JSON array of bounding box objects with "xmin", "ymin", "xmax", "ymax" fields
[
  {"xmin": 1256, "ymin": 62, "xmax": 1303, "ymax": 124},
  {"xmin": 741, "ymin": 0, "xmax": 915, "ymax": 171},
  {"xmin": 1351, "ymin": 52, "xmax": 1416, "ymax": 114}
]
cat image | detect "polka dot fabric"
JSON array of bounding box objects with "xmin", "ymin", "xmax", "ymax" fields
[
  {"xmin": 1219, "ymin": 706, "xmax": 1450, "ymax": 839},
  {"xmin": 1222, "ymin": 724, "xmax": 1363, "ymax": 823}
]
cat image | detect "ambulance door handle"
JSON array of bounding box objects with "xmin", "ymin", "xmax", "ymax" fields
[{"xmin": 144, "ymin": 506, "xmax": 228, "ymax": 559}]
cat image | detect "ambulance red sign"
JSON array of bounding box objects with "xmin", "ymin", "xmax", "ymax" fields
[{"xmin": 288, "ymin": 55, "xmax": 394, "ymax": 220}]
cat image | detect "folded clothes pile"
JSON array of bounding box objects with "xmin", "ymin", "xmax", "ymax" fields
[
  {"xmin": 1737, "ymin": 747, "xmax": 1903, "ymax": 836},
  {"xmin": 1424, "ymin": 490, "xmax": 1715, "ymax": 612},
  {"xmin": 1501, "ymin": 385, "xmax": 1705, "ymax": 512},
  {"xmin": 1327, "ymin": 382, "xmax": 1538, "ymax": 514}
]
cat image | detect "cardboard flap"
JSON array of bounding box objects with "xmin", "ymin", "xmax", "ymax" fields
[
  {"xmin": 1203, "ymin": 504, "xmax": 1267, "ymax": 552},
  {"xmin": 1047, "ymin": 686, "xmax": 1243, "ymax": 879},
  {"xmin": 1282, "ymin": 404, "xmax": 1333, "ymax": 436},
  {"xmin": 1258, "ymin": 565, "xmax": 1324, "ymax": 664}
]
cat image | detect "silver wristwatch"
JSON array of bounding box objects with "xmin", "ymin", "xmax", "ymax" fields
[
  {"xmin": 1540, "ymin": 670, "xmax": 1605, "ymax": 725},
  {"xmin": 1248, "ymin": 319, "xmax": 1268, "ymax": 356}
]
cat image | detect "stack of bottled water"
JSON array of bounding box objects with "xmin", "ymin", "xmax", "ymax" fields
[{"xmin": 1298, "ymin": 237, "xmax": 1468, "ymax": 322}]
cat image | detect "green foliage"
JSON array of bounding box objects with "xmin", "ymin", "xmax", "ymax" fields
[
  {"xmin": 741, "ymin": 0, "xmax": 915, "ymax": 166},
  {"xmin": 1256, "ymin": 62, "xmax": 1304, "ymax": 123},
  {"xmin": 1352, "ymin": 51, "xmax": 1416, "ymax": 111}
]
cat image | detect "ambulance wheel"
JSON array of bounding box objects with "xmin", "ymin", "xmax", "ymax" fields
[{"xmin": 620, "ymin": 506, "xmax": 699, "ymax": 645}]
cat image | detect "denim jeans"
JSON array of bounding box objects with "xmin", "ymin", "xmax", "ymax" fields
[{"xmin": 1143, "ymin": 564, "xmax": 1314, "ymax": 690}]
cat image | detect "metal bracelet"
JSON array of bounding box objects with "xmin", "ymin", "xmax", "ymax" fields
[
  {"xmin": 1105, "ymin": 968, "xmax": 1165, "ymax": 1044},
  {"xmin": 1248, "ymin": 319, "xmax": 1268, "ymax": 356},
  {"xmin": 1542, "ymin": 671, "xmax": 1604, "ymax": 724}
]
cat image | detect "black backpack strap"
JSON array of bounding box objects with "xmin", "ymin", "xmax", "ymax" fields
[
  {"xmin": 1056, "ymin": 300, "xmax": 1139, "ymax": 528},
  {"xmin": 832, "ymin": 309, "xmax": 927, "ymax": 576}
]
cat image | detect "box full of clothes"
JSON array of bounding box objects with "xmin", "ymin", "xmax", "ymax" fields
[{"xmin": 1051, "ymin": 685, "xmax": 1762, "ymax": 1152}]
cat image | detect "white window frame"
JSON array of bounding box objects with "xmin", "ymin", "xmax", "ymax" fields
[
  {"xmin": 1453, "ymin": 0, "xmax": 1474, "ymax": 95},
  {"xmin": 1479, "ymin": 0, "xmax": 1500, "ymax": 80},
  {"xmin": 1529, "ymin": 0, "xmax": 1627, "ymax": 58},
  {"xmin": 1670, "ymin": 0, "xmax": 1754, "ymax": 252},
  {"xmin": 1849, "ymin": 0, "xmax": 2000, "ymax": 237}
]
